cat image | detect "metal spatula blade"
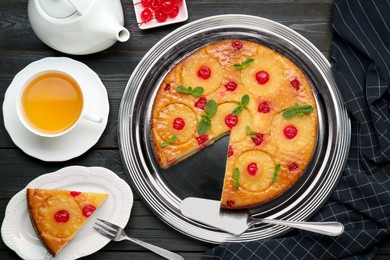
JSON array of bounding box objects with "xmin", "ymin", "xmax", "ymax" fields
[{"xmin": 180, "ymin": 197, "xmax": 344, "ymax": 236}]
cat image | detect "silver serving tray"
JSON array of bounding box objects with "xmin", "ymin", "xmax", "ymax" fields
[{"xmin": 118, "ymin": 15, "xmax": 350, "ymax": 243}]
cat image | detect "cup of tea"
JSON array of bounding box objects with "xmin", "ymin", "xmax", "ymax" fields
[{"xmin": 16, "ymin": 69, "xmax": 102, "ymax": 137}]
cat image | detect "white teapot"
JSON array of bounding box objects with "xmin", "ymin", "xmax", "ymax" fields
[{"xmin": 28, "ymin": 0, "xmax": 130, "ymax": 55}]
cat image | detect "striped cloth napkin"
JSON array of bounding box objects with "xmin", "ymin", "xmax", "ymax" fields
[{"xmin": 203, "ymin": 0, "xmax": 390, "ymax": 259}]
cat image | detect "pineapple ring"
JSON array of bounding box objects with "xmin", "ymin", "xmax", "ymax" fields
[
  {"xmin": 38, "ymin": 194, "xmax": 82, "ymax": 239},
  {"xmin": 241, "ymin": 49, "xmax": 285, "ymax": 97},
  {"xmin": 210, "ymin": 102, "xmax": 252, "ymax": 143},
  {"xmin": 270, "ymin": 112, "xmax": 316, "ymax": 151},
  {"xmin": 155, "ymin": 103, "xmax": 197, "ymax": 144},
  {"xmin": 233, "ymin": 150, "xmax": 275, "ymax": 192},
  {"xmin": 181, "ymin": 52, "xmax": 223, "ymax": 95}
]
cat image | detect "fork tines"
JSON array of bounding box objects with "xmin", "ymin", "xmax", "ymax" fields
[{"xmin": 93, "ymin": 219, "xmax": 120, "ymax": 240}]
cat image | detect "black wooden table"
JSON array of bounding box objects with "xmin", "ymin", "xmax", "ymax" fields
[{"xmin": 1, "ymin": 0, "xmax": 389, "ymax": 259}]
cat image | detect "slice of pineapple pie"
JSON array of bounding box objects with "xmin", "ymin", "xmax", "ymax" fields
[
  {"xmin": 150, "ymin": 39, "xmax": 318, "ymax": 209},
  {"xmin": 27, "ymin": 188, "xmax": 108, "ymax": 256}
]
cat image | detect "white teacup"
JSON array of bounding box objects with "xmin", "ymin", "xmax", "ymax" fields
[{"xmin": 16, "ymin": 69, "xmax": 102, "ymax": 137}]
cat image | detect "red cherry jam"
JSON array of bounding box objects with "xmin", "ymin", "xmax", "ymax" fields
[
  {"xmin": 247, "ymin": 162, "xmax": 258, "ymax": 176},
  {"xmin": 82, "ymin": 205, "xmax": 96, "ymax": 218},
  {"xmin": 54, "ymin": 210, "xmax": 70, "ymax": 223},
  {"xmin": 256, "ymin": 71, "xmax": 269, "ymax": 85},
  {"xmin": 283, "ymin": 125, "xmax": 298, "ymax": 139},
  {"xmin": 227, "ymin": 145, "xmax": 234, "ymax": 157},
  {"xmin": 225, "ymin": 114, "xmax": 238, "ymax": 128},
  {"xmin": 197, "ymin": 66, "xmax": 211, "ymax": 80},
  {"xmin": 258, "ymin": 101, "xmax": 271, "ymax": 113},
  {"xmin": 173, "ymin": 117, "xmax": 185, "ymax": 130},
  {"xmin": 195, "ymin": 97, "xmax": 207, "ymax": 109},
  {"xmin": 226, "ymin": 200, "xmax": 235, "ymax": 207},
  {"xmin": 288, "ymin": 162, "xmax": 299, "ymax": 172},
  {"xmin": 70, "ymin": 191, "xmax": 81, "ymax": 197},
  {"xmin": 196, "ymin": 134, "xmax": 209, "ymax": 145},
  {"xmin": 225, "ymin": 81, "xmax": 238, "ymax": 91},
  {"xmin": 251, "ymin": 133, "xmax": 264, "ymax": 146},
  {"xmin": 232, "ymin": 40, "xmax": 243, "ymax": 51},
  {"xmin": 290, "ymin": 79, "xmax": 300, "ymax": 90}
]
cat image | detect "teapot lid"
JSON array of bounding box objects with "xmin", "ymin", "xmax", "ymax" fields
[{"xmin": 38, "ymin": 0, "xmax": 76, "ymax": 18}]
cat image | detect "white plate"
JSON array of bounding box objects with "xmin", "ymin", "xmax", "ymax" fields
[
  {"xmin": 133, "ymin": 0, "xmax": 188, "ymax": 30},
  {"xmin": 2, "ymin": 57, "xmax": 109, "ymax": 162},
  {"xmin": 1, "ymin": 166, "xmax": 133, "ymax": 260}
]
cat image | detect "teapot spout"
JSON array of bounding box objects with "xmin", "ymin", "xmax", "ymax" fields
[{"xmin": 116, "ymin": 26, "xmax": 130, "ymax": 42}]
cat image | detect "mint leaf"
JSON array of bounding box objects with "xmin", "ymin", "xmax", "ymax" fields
[
  {"xmin": 232, "ymin": 106, "xmax": 242, "ymax": 116},
  {"xmin": 160, "ymin": 135, "xmax": 178, "ymax": 147},
  {"xmin": 273, "ymin": 164, "xmax": 281, "ymax": 182},
  {"xmin": 198, "ymin": 100, "xmax": 218, "ymax": 134},
  {"xmin": 232, "ymin": 95, "xmax": 250, "ymax": 116},
  {"xmin": 176, "ymin": 86, "xmax": 205, "ymax": 97},
  {"xmin": 205, "ymin": 100, "xmax": 218, "ymax": 117},
  {"xmin": 197, "ymin": 119, "xmax": 211, "ymax": 134},
  {"xmin": 241, "ymin": 94, "xmax": 250, "ymax": 106},
  {"xmin": 283, "ymin": 103, "xmax": 314, "ymax": 119},
  {"xmin": 245, "ymin": 126, "xmax": 257, "ymax": 139},
  {"xmin": 283, "ymin": 108, "xmax": 296, "ymax": 119},
  {"xmin": 233, "ymin": 58, "xmax": 254, "ymax": 70},
  {"xmin": 241, "ymin": 58, "xmax": 254, "ymax": 69},
  {"xmin": 176, "ymin": 85, "xmax": 189, "ymax": 94},
  {"xmin": 233, "ymin": 168, "xmax": 240, "ymax": 189}
]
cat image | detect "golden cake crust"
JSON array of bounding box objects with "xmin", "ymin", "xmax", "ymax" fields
[
  {"xmin": 27, "ymin": 188, "xmax": 108, "ymax": 256},
  {"xmin": 151, "ymin": 40, "xmax": 318, "ymax": 208}
]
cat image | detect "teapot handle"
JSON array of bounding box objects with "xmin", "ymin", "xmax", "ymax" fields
[{"xmin": 66, "ymin": 0, "xmax": 90, "ymax": 15}]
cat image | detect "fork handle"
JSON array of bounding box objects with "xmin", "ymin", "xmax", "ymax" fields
[{"xmin": 124, "ymin": 236, "xmax": 184, "ymax": 260}]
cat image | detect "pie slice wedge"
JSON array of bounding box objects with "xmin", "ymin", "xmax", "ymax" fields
[{"xmin": 26, "ymin": 188, "xmax": 108, "ymax": 256}]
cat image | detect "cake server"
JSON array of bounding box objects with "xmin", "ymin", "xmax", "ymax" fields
[{"xmin": 180, "ymin": 197, "xmax": 344, "ymax": 236}]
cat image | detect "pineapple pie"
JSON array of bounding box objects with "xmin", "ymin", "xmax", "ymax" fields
[
  {"xmin": 150, "ymin": 40, "xmax": 318, "ymax": 209},
  {"xmin": 27, "ymin": 188, "xmax": 108, "ymax": 256}
]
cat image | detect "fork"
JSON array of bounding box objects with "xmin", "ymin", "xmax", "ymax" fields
[{"xmin": 94, "ymin": 219, "xmax": 184, "ymax": 260}]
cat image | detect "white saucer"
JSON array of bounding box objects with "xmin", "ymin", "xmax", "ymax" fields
[
  {"xmin": 2, "ymin": 57, "xmax": 109, "ymax": 161},
  {"xmin": 1, "ymin": 166, "xmax": 133, "ymax": 260}
]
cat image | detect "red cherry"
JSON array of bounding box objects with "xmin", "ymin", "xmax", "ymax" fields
[
  {"xmin": 140, "ymin": 8, "xmax": 153, "ymax": 23},
  {"xmin": 141, "ymin": 0, "xmax": 152, "ymax": 8},
  {"xmin": 290, "ymin": 79, "xmax": 300, "ymax": 90},
  {"xmin": 174, "ymin": 0, "xmax": 182, "ymax": 3},
  {"xmin": 224, "ymin": 81, "xmax": 237, "ymax": 91},
  {"xmin": 54, "ymin": 210, "xmax": 70, "ymax": 223},
  {"xmin": 251, "ymin": 133, "xmax": 264, "ymax": 146},
  {"xmin": 226, "ymin": 200, "xmax": 235, "ymax": 207},
  {"xmin": 150, "ymin": 0, "xmax": 160, "ymax": 10},
  {"xmin": 164, "ymin": 84, "xmax": 171, "ymax": 91},
  {"xmin": 160, "ymin": 0, "xmax": 174, "ymax": 14},
  {"xmin": 197, "ymin": 66, "xmax": 211, "ymax": 80},
  {"xmin": 227, "ymin": 145, "xmax": 234, "ymax": 157},
  {"xmin": 288, "ymin": 162, "xmax": 299, "ymax": 172},
  {"xmin": 247, "ymin": 162, "xmax": 258, "ymax": 176},
  {"xmin": 255, "ymin": 71, "xmax": 270, "ymax": 85},
  {"xmin": 70, "ymin": 191, "xmax": 81, "ymax": 197},
  {"xmin": 82, "ymin": 205, "xmax": 96, "ymax": 218},
  {"xmin": 168, "ymin": 4, "xmax": 179, "ymax": 18},
  {"xmin": 173, "ymin": 117, "xmax": 185, "ymax": 130},
  {"xmin": 283, "ymin": 125, "xmax": 298, "ymax": 139},
  {"xmin": 196, "ymin": 134, "xmax": 209, "ymax": 145},
  {"xmin": 155, "ymin": 8, "xmax": 168, "ymax": 22},
  {"xmin": 195, "ymin": 97, "xmax": 207, "ymax": 109},
  {"xmin": 225, "ymin": 114, "xmax": 238, "ymax": 128},
  {"xmin": 232, "ymin": 40, "xmax": 243, "ymax": 51},
  {"xmin": 258, "ymin": 101, "xmax": 271, "ymax": 113}
]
